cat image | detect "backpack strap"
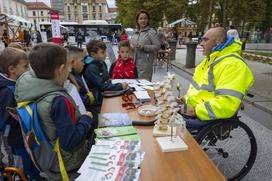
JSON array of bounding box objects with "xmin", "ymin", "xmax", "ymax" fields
[{"xmin": 17, "ymin": 91, "xmax": 70, "ymax": 180}]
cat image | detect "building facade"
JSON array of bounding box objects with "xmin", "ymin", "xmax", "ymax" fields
[
  {"xmin": 64, "ymin": 0, "xmax": 108, "ymax": 23},
  {"xmin": 26, "ymin": 2, "xmax": 51, "ymax": 27},
  {"xmin": 0, "ymin": 0, "xmax": 28, "ymax": 19},
  {"xmin": 106, "ymin": 7, "xmax": 117, "ymax": 24}
]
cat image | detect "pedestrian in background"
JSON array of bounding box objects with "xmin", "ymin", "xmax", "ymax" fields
[
  {"xmin": 130, "ymin": 10, "xmax": 161, "ymax": 81},
  {"xmin": 23, "ymin": 30, "xmax": 31, "ymax": 47},
  {"xmin": 120, "ymin": 30, "xmax": 128, "ymax": 41},
  {"xmin": 227, "ymin": 25, "xmax": 240, "ymax": 40},
  {"xmin": 76, "ymin": 32, "xmax": 84, "ymax": 48}
]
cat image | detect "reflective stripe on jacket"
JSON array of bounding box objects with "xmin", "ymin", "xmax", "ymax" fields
[{"xmin": 184, "ymin": 40, "xmax": 254, "ymax": 121}]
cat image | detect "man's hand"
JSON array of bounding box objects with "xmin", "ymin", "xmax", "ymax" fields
[
  {"xmin": 122, "ymin": 82, "xmax": 128, "ymax": 89},
  {"xmin": 138, "ymin": 44, "xmax": 144, "ymax": 50},
  {"xmin": 181, "ymin": 106, "xmax": 196, "ymax": 117},
  {"xmin": 186, "ymin": 107, "xmax": 196, "ymax": 117},
  {"xmin": 176, "ymin": 96, "xmax": 185, "ymax": 104},
  {"xmin": 83, "ymin": 111, "xmax": 93, "ymax": 118}
]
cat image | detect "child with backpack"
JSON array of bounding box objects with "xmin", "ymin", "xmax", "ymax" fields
[
  {"xmin": 109, "ymin": 41, "xmax": 138, "ymax": 79},
  {"xmin": 15, "ymin": 43, "xmax": 94, "ymax": 180},
  {"xmin": 83, "ymin": 40, "xmax": 128, "ymax": 114},
  {"xmin": 0, "ymin": 47, "xmax": 39, "ymax": 179}
]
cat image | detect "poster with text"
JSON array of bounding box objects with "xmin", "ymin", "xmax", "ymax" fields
[{"xmin": 51, "ymin": 11, "xmax": 61, "ymax": 44}]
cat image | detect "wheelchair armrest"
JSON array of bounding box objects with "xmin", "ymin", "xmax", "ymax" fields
[
  {"xmin": 179, "ymin": 113, "xmax": 197, "ymax": 119},
  {"xmin": 246, "ymin": 93, "xmax": 254, "ymax": 98}
]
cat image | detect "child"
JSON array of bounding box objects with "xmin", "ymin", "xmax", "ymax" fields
[
  {"xmin": 109, "ymin": 40, "xmax": 138, "ymax": 79},
  {"xmin": 84, "ymin": 40, "xmax": 128, "ymax": 113},
  {"xmin": 0, "ymin": 47, "xmax": 39, "ymax": 179},
  {"xmin": 64, "ymin": 46, "xmax": 94, "ymax": 110},
  {"xmin": 15, "ymin": 43, "xmax": 94, "ymax": 180},
  {"xmin": 65, "ymin": 45, "xmax": 97, "ymax": 144}
]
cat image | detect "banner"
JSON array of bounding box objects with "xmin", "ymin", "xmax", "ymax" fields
[{"xmin": 50, "ymin": 11, "xmax": 61, "ymax": 44}]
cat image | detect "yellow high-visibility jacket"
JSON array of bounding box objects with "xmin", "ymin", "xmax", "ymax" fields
[{"xmin": 184, "ymin": 40, "xmax": 254, "ymax": 121}]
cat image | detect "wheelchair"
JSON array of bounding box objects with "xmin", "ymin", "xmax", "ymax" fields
[
  {"xmin": 0, "ymin": 165, "xmax": 27, "ymax": 181},
  {"xmin": 189, "ymin": 114, "xmax": 257, "ymax": 181}
]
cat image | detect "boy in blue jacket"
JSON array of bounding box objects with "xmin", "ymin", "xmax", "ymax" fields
[
  {"xmin": 84, "ymin": 40, "xmax": 128, "ymax": 114},
  {"xmin": 0, "ymin": 47, "xmax": 39, "ymax": 178}
]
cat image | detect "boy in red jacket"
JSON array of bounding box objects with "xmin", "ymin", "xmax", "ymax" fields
[{"xmin": 109, "ymin": 41, "xmax": 138, "ymax": 79}]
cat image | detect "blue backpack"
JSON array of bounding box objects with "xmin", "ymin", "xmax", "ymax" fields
[{"xmin": 16, "ymin": 98, "xmax": 69, "ymax": 181}]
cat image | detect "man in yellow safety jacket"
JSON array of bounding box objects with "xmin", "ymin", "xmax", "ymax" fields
[{"xmin": 180, "ymin": 27, "xmax": 254, "ymax": 130}]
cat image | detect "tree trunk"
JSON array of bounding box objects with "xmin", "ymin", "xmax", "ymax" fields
[{"xmin": 208, "ymin": 0, "xmax": 213, "ymax": 29}]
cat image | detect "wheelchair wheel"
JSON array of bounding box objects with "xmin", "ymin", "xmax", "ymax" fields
[
  {"xmin": 2, "ymin": 167, "xmax": 27, "ymax": 181},
  {"xmin": 196, "ymin": 119, "xmax": 257, "ymax": 181}
]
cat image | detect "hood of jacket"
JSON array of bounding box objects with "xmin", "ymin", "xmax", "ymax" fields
[
  {"xmin": 15, "ymin": 71, "xmax": 66, "ymax": 103},
  {"xmin": 0, "ymin": 73, "xmax": 15, "ymax": 88},
  {"xmin": 208, "ymin": 38, "xmax": 242, "ymax": 61}
]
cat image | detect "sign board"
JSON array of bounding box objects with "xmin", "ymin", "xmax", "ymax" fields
[{"xmin": 50, "ymin": 11, "xmax": 61, "ymax": 44}]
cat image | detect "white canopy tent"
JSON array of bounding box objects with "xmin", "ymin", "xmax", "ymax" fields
[
  {"xmin": 168, "ymin": 18, "xmax": 196, "ymax": 28},
  {"xmin": 0, "ymin": 13, "xmax": 15, "ymax": 23},
  {"xmin": 0, "ymin": 13, "xmax": 34, "ymax": 44}
]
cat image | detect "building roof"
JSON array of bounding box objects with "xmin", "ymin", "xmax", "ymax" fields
[{"xmin": 26, "ymin": 2, "xmax": 51, "ymax": 10}]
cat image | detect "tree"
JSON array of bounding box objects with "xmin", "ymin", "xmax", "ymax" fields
[
  {"xmin": 116, "ymin": 0, "xmax": 272, "ymax": 32},
  {"xmin": 116, "ymin": 0, "xmax": 163, "ymax": 28}
]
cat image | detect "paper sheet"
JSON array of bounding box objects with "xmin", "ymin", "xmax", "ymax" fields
[
  {"xmin": 64, "ymin": 81, "xmax": 86, "ymax": 114},
  {"xmin": 133, "ymin": 91, "xmax": 151, "ymax": 101}
]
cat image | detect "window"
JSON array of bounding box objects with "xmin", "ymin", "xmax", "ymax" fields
[
  {"xmin": 83, "ymin": 14, "xmax": 88, "ymax": 20},
  {"xmin": 99, "ymin": 5, "xmax": 102, "ymax": 12},
  {"xmin": 33, "ymin": 11, "xmax": 36, "ymax": 16},
  {"xmin": 67, "ymin": 6, "xmax": 70, "ymax": 12},
  {"xmin": 93, "ymin": 14, "xmax": 96, "ymax": 19},
  {"xmin": 82, "ymin": 5, "xmax": 87, "ymax": 12},
  {"xmin": 68, "ymin": 14, "xmax": 71, "ymax": 20},
  {"xmin": 41, "ymin": 19, "xmax": 44, "ymax": 22},
  {"xmin": 99, "ymin": 13, "xmax": 102, "ymax": 19},
  {"xmin": 40, "ymin": 11, "xmax": 43, "ymax": 16},
  {"xmin": 21, "ymin": 6, "xmax": 23, "ymax": 16},
  {"xmin": 92, "ymin": 6, "xmax": 95, "ymax": 12}
]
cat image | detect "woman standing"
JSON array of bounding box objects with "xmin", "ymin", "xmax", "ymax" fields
[{"xmin": 130, "ymin": 10, "xmax": 161, "ymax": 81}]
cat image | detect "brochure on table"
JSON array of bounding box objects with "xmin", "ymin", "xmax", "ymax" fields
[{"xmin": 77, "ymin": 140, "xmax": 144, "ymax": 181}]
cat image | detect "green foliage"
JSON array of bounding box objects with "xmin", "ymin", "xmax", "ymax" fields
[
  {"xmin": 116, "ymin": 0, "xmax": 272, "ymax": 31},
  {"xmin": 116, "ymin": 0, "xmax": 165, "ymax": 28}
]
